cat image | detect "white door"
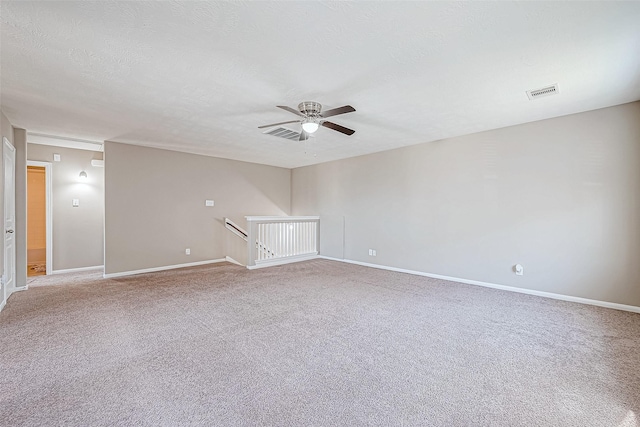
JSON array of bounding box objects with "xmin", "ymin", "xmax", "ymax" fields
[{"xmin": 3, "ymin": 137, "xmax": 16, "ymax": 304}]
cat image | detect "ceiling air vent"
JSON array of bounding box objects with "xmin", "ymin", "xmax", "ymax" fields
[
  {"xmin": 263, "ymin": 127, "xmax": 301, "ymax": 141},
  {"xmin": 526, "ymin": 84, "xmax": 559, "ymax": 100}
]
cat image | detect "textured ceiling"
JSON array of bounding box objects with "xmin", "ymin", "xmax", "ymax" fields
[{"xmin": 1, "ymin": 1, "xmax": 640, "ymax": 168}]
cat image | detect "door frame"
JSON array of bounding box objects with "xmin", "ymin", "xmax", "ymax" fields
[
  {"xmin": 27, "ymin": 160, "xmax": 53, "ymax": 276},
  {"xmin": 3, "ymin": 136, "xmax": 16, "ymax": 310}
]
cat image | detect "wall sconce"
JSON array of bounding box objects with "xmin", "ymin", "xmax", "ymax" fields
[{"xmin": 79, "ymin": 171, "xmax": 88, "ymax": 181}]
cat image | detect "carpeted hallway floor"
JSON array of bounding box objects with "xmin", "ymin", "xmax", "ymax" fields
[{"xmin": 1, "ymin": 259, "xmax": 639, "ymax": 426}]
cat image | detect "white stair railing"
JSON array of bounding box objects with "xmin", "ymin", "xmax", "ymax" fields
[
  {"xmin": 225, "ymin": 217, "xmax": 277, "ymax": 259},
  {"xmin": 246, "ymin": 216, "xmax": 320, "ymax": 269}
]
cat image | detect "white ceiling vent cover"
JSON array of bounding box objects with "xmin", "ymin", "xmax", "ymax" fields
[
  {"xmin": 263, "ymin": 127, "xmax": 301, "ymax": 141},
  {"xmin": 526, "ymin": 84, "xmax": 559, "ymax": 100}
]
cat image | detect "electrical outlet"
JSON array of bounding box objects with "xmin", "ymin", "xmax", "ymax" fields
[
  {"xmin": 515, "ymin": 264, "xmax": 523, "ymax": 275},
  {"xmin": 185, "ymin": 248, "xmax": 191, "ymax": 255},
  {"xmin": 372, "ymin": 250, "xmax": 377, "ymax": 256},
  {"xmin": 205, "ymin": 200, "xmax": 214, "ymax": 207},
  {"xmin": 369, "ymin": 249, "xmax": 377, "ymax": 256}
]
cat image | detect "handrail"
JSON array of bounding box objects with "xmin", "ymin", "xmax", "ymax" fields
[
  {"xmin": 246, "ymin": 216, "xmax": 320, "ymax": 222},
  {"xmin": 224, "ymin": 218, "xmax": 248, "ymax": 241}
]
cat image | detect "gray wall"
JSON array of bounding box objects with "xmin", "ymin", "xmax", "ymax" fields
[
  {"xmin": 28, "ymin": 144, "xmax": 104, "ymax": 271},
  {"xmin": 14, "ymin": 129, "xmax": 27, "ymax": 288},
  {"xmin": 292, "ymin": 102, "xmax": 640, "ymax": 307},
  {"xmin": 104, "ymin": 142, "xmax": 290, "ymax": 275}
]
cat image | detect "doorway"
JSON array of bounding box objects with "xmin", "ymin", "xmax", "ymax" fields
[{"xmin": 26, "ymin": 161, "xmax": 52, "ymax": 277}]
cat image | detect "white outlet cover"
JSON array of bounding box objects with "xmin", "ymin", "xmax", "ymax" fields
[
  {"xmin": 205, "ymin": 200, "xmax": 214, "ymax": 207},
  {"xmin": 53, "ymin": 154, "xmax": 61, "ymax": 162},
  {"xmin": 72, "ymin": 199, "xmax": 79, "ymax": 207},
  {"xmin": 185, "ymin": 248, "xmax": 190, "ymax": 255},
  {"xmin": 515, "ymin": 264, "xmax": 524, "ymax": 275}
]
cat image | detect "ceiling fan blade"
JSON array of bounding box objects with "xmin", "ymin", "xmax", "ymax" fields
[
  {"xmin": 299, "ymin": 130, "xmax": 309, "ymax": 141},
  {"xmin": 321, "ymin": 121, "xmax": 355, "ymax": 136},
  {"xmin": 320, "ymin": 105, "xmax": 355, "ymax": 118},
  {"xmin": 258, "ymin": 120, "xmax": 300, "ymax": 129},
  {"xmin": 277, "ymin": 105, "xmax": 305, "ymax": 117}
]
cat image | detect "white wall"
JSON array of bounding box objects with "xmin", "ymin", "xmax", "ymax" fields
[
  {"xmin": 292, "ymin": 102, "xmax": 640, "ymax": 307},
  {"xmin": 14, "ymin": 129, "xmax": 27, "ymax": 288},
  {"xmin": 104, "ymin": 142, "xmax": 291, "ymax": 275}
]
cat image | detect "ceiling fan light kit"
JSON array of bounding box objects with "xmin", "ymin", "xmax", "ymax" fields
[
  {"xmin": 259, "ymin": 101, "xmax": 356, "ymax": 141},
  {"xmin": 301, "ymin": 121, "xmax": 319, "ymax": 133}
]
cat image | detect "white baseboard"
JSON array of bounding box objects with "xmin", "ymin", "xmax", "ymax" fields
[
  {"xmin": 247, "ymin": 253, "xmax": 319, "ymax": 270},
  {"xmin": 51, "ymin": 265, "xmax": 104, "ymax": 275},
  {"xmin": 225, "ymin": 256, "xmax": 245, "ymax": 266},
  {"xmin": 103, "ymin": 259, "xmax": 226, "ymax": 279},
  {"xmin": 0, "ymin": 286, "xmax": 25, "ymax": 312},
  {"xmin": 319, "ymin": 256, "xmax": 640, "ymax": 314}
]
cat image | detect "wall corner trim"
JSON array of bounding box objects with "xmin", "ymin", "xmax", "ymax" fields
[
  {"xmin": 318, "ymin": 256, "xmax": 640, "ymax": 314},
  {"xmin": 225, "ymin": 256, "xmax": 244, "ymax": 266},
  {"xmin": 3, "ymin": 287, "xmax": 29, "ymax": 309},
  {"xmin": 103, "ymin": 259, "xmax": 226, "ymax": 279},
  {"xmin": 246, "ymin": 253, "xmax": 319, "ymax": 270}
]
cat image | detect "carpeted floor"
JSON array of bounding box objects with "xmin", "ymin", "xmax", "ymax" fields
[{"xmin": 1, "ymin": 259, "xmax": 639, "ymax": 426}]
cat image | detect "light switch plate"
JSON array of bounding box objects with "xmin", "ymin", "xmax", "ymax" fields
[
  {"xmin": 205, "ymin": 200, "xmax": 214, "ymax": 207},
  {"xmin": 53, "ymin": 154, "xmax": 61, "ymax": 162},
  {"xmin": 72, "ymin": 199, "xmax": 79, "ymax": 207}
]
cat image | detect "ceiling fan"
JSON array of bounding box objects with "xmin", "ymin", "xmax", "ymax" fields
[{"xmin": 259, "ymin": 101, "xmax": 356, "ymax": 141}]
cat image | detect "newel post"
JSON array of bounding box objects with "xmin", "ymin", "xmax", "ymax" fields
[
  {"xmin": 315, "ymin": 219, "xmax": 320, "ymax": 255},
  {"xmin": 246, "ymin": 218, "xmax": 258, "ymax": 268}
]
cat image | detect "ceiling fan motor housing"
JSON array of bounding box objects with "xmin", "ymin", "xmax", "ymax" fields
[{"xmin": 298, "ymin": 101, "xmax": 322, "ymax": 117}]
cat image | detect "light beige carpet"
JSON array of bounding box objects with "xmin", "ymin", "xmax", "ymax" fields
[{"xmin": 1, "ymin": 259, "xmax": 639, "ymax": 426}]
